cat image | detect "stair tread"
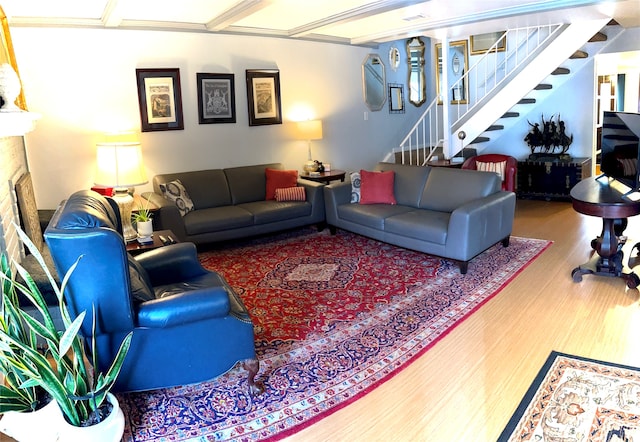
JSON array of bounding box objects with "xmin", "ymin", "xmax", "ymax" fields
[
  {"xmin": 502, "ymin": 112, "xmax": 519, "ymax": 118},
  {"xmin": 552, "ymin": 67, "xmax": 570, "ymax": 75},
  {"xmin": 534, "ymin": 84, "xmax": 553, "ymax": 90},
  {"xmin": 519, "ymin": 98, "xmax": 536, "ymax": 104},
  {"xmin": 470, "ymin": 137, "xmax": 490, "ymax": 144},
  {"xmin": 589, "ymin": 32, "xmax": 607, "ymax": 42},
  {"xmin": 486, "ymin": 125, "xmax": 504, "ymax": 131},
  {"xmin": 570, "ymin": 50, "xmax": 588, "ymax": 59}
]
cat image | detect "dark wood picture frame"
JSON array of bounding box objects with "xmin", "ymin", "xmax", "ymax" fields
[
  {"xmin": 196, "ymin": 73, "xmax": 236, "ymax": 124},
  {"xmin": 136, "ymin": 68, "xmax": 184, "ymax": 132},
  {"xmin": 245, "ymin": 69, "xmax": 282, "ymax": 126}
]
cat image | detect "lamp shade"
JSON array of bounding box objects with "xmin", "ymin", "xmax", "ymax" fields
[
  {"xmin": 296, "ymin": 119, "xmax": 323, "ymax": 140},
  {"xmin": 95, "ymin": 141, "xmax": 148, "ymax": 188}
]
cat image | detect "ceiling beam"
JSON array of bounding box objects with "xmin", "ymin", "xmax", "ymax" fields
[
  {"xmin": 288, "ymin": 0, "xmax": 427, "ymax": 38},
  {"xmin": 205, "ymin": 0, "xmax": 275, "ymax": 32}
]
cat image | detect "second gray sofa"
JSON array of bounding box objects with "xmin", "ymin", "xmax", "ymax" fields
[{"xmin": 324, "ymin": 162, "xmax": 516, "ymax": 273}]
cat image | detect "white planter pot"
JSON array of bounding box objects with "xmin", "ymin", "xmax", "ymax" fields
[
  {"xmin": 0, "ymin": 399, "xmax": 62, "ymax": 442},
  {"xmin": 57, "ymin": 393, "xmax": 125, "ymax": 442},
  {"xmin": 137, "ymin": 220, "xmax": 153, "ymax": 238}
]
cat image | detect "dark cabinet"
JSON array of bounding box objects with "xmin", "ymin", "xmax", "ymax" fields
[{"xmin": 517, "ymin": 157, "xmax": 592, "ymax": 200}]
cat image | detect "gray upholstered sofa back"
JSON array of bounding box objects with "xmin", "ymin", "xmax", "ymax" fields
[
  {"xmin": 153, "ymin": 169, "xmax": 231, "ymax": 210},
  {"xmin": 374, "ymin": 162, "xmax": 431, "ymax": 207},
  {"xmin": 224, "ymin": 163, "xmax": 282, "ymax": 204},
  {"xmin": 419, "ymin": 167, "xmax": 501, "ymax": 212}
]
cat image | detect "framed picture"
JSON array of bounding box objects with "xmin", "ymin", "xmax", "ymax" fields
[
  {"xmin": 135, "ymin": 68, "xmax": 184, "ymax": 132},
  {"xmin": 388, "ymin": 83, "xmax": 405, "ymax": 114},
  {"xmin": 470, "ymin": 31, "xmax": 507, "ymax": 55},
  {"xmin": 196, "ymin": 73, "xmax": 236, "ymax": 124},
  {"xmin": 435, "ymin": 40, "xmax": 469, "ymax": 105},
  {"xmin": 245, "ymin": 69, "xmax": 282, "ymax": 126}
]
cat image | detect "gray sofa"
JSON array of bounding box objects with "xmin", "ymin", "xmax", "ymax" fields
[
  {"xmin": 145, "ymin": 163, "xmax": 325, "ymax": 244},
  {"xmin": 324, "ymin": 162, "xmax": 516, "ymax": 273}
]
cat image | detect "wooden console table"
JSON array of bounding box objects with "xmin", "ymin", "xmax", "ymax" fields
[
  {"xmin": 301, "ymin": 169, "xmax": 346, "ymax": 184},
  {"xmin": 570, "ymin": 177, "xmax": 640, "ymax": 288},
  {"xmin": 518, "ymin": 157, "xmax": 591, "ymax": 201}
]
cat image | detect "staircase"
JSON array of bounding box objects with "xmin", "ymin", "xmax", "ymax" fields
[{"xmin": 392, "ymin": 18, "xmax": 624, "ymax": 165}]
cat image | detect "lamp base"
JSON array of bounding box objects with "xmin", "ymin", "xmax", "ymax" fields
[{"xmin": 112, "ymin": 189, "xmax": 137, "ymax": 242}]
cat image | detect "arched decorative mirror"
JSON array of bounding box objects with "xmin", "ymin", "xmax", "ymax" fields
[
  {"xmin": 362, "ymin": 54, "xmax": 386, "ymax": 111},
  {"xmin": 389, "ymin": 47, "xmax": 400, "ymax": 71},
  {"xmin": 406, "ymin": 37, "xmax": 426, "ymax": 107},
  {"xmin": 0, "ymin": 6, "xmax": 27, "ymax": 110}
]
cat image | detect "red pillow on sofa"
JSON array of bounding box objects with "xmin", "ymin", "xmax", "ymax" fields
[
  {"xmin": 359, "ymin": 169, "xmax": 396, "ymax": 205},
  {"xmin": 265, "ymin": 168, "xmax": 299, "ymax": 200}
]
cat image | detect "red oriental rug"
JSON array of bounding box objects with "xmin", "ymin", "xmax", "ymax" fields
[{"xmin": 119, "ymin": 228, "xmax": 551, "ymax": 441}]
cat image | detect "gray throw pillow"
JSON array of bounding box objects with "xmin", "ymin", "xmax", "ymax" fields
[{"xmin": 159, "ymin": 179, "xmax": 194, "ymax": 216}]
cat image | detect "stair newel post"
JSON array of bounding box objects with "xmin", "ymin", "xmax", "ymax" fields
[{"xmin": 441, "ymin": 37, "xmax": 452, "ymax": 159}]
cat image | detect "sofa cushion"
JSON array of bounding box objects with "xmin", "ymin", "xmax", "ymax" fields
[
  {"xmin": 420, "ymin": 168, "xmax": 500, "ymax": 212},
  {"xmin": 350, "ymin": 171, "xmax": 361, "ymax": 203},
  {"xmin": 385, "ymin": 210, "xmax": 450, "ymax": 244},
  {"xmin": 337, "ymin": 204, "xmax": 412, "ymax": 230},
  {"xmin": 225, "ymin": 163, "xmax": 282, "ymax": 204},
  {"xmin": 275, "ymin": 186, "xmax": 306, "ymax": 201},
  {"xmin": 359, "ymin": 170, "xmax": 396, "ymax": 205},
  {"xmin": 154, "ymin": 170, "xmax": 231, "ymax": 210},
  {"xmin": 265, "ymin": 168, "xmax": 299, "ymax": 200},
  {"xmin": 183, "ymin": 206, "xmax": 253, "ymax": 235},
  {"xmin": 374, "ymin": 162, "xmax": 431, "ymax": 207},
  {"xmin": 159, "ymin": 179, "xmax": 195, "ymax": 216},
  {"xmin": 239, "ymin": 200, "xmax": 311, "ymax": 224}
]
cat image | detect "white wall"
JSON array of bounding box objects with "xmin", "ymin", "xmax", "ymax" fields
[{"xmin": 11, "ymin": 27, "xmax": 405, "ymax": 208}]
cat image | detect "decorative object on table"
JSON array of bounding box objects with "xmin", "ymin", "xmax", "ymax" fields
[
  {"xmin": 435, "ymin": 40, "xmax": 468, "ymax": 104},
  {"xmin": 0, "ymin": 63, "xmax": 21, "ymax": 112},
  {"xmin": 94, "ymin": 132, "xmax": 148, "ymax": 242},
  {"xmin": 0, "ymin": 6, "xmax": 27, "ymax": 110},
  {"xmin": 135, "ymin": 68, "xmax": 184, "ymax": 132},
  {"xmin": 470, "ymin": 31, "xmax": 506, "ymax": 55},
  {"xmin": 245, "ymin": 69, "xmax": 282, "ymax": 126},
  {"xmin": 296, "ymin": 119, "xmax": 323, "ymax": 173},
  {"xmin": 132, "ymin": 196, "xmax": 153, "ymax": 239},
  {"xmin": 196, "ymin": 72, "xmax": 236, "ymax": 124},
  {"xmin": 121, "ymin": 228, "xmax": 550, "ymax": 441},
  {"xmin": 524, "ymin": 113, "xmax": 573, "ymax": 159},
  {"xmin": 499, "ymin": 351, "xmax": 640, "ymax": 442},
  {"xmin": 0, "ymin": 225, "xmax": 132, "ymax": 441},
  {"xmin": 388, "ymin": 83, "xmax": 405, "ymax": 113}
]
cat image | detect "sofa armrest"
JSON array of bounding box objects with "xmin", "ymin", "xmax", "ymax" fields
[
  {"xmin": 142, "ymin": 192, "xmax": 187, "ymax": 241},
  {"xmin": 137, "ymin": 288, "xmax": 231, "ymax": 328},
  {"xmin": 298, "ymin": 179, "xmax": 325, "ymax": 221},
  {"xmin": 323, "ymin": 181, "xmax": 352, "ymax": 225},
  {"xmin": 446, "ymin": 191, "xmax": 516, "ymax": 260}
]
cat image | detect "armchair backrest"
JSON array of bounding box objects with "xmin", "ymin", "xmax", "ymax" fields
[
  {"xmin": 44, "ymin": 190, "xmax": 136, "ymax": 337},
  {"xmin": 461, "ymin": 154, "xmax": 517, "ymax": 192}
]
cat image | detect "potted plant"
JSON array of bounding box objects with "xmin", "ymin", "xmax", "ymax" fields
[
  {"xmin": 0, "ymin": 253, "xmax": 62, "ymax": 441},
  {"xmin": 0, "ymin": 226, "xmax": 132, "ymax": 441},
  {"xmin": 132, "ymin": 197, "xmax": 153, "ymax": 238}
]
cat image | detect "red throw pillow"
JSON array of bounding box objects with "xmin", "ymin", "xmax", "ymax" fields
[
  {"xmin": 359, "ymin": 170, "xmax": 396, "ymax": 204},
  {"xmin": 265, "ymin": 168, "xmax": 299, "ymax": 200},
  {"xmin": 275, "ymin": 186, "xmax": 306, "ymax": 201}
]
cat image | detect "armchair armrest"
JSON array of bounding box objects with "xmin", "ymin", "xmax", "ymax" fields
[
  {"xmin": 324, "ymin": 181, "xmax": 352, "ymax": 225},
  {"xmin": 297, "ymin": 179, "xmax": 325, "ymax": 221},
  {"xmin": 141, "ymin": 192, "xmax": 187, "ymax": 241},
  {"xmin": 137, "ymin": 288, "xmax": 231, "ymax": 328},
  {"xmin": 135, "ymin": 243, "xmax": 206, "ymax": 284}
]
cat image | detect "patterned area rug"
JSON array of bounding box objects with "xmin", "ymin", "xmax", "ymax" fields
[
  {"xmin": 499, "ymin": 351, "xmax": 640, "ymax": 441},
  {"xmin": 120, "ymin": 228, "xmax": 550, "ymax": 441}
]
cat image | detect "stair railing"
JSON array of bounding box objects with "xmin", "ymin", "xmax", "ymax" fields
[{"xmin": 396, "ymin": 24, "xmax": 566, "ymax": 165}]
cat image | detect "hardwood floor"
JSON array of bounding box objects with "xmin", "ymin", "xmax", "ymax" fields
[{"xmin": 285, "ymin": 198, "xmax": 640, "ymax": 441}]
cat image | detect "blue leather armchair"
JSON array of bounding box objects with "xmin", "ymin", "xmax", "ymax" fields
[{"xmin": 44, "ymin": 190, "xmax": 261, "ymax": 394}]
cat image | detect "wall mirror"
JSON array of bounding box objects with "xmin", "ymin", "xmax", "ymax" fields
[
  {"xmin": 362, "ymin": 54, "xmax": 386, "ymax": 111},
  {"xmin": 389, "ymin": 47, "xmax": 400, "ymax": 71},
  {"xmin": 0, "ymin": 6, "xmax": 26, "ymax": 110},
  {"xmin": 406, "ymin": 37, "xmax": 426, "ymax": 107},
  {"xmin": 388, "ymin": 84, "xmax": 404, "ymax": 113}
]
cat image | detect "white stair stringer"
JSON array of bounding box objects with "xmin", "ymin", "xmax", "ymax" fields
[{"xmin": 448, "ymin": 18, "xmax": 609, "ymax": 158}]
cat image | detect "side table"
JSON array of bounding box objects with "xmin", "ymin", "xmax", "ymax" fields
[
  {"xmin": 301, "ymin": 169, "xmax": 346, "ymax": 185},
  {"xmin": 126, "ymin": 229, "xmax": 179, "ymax": 255},
  {"xmin": 570, "ymin": 177, "xmax": 640, "ymax": 288}
]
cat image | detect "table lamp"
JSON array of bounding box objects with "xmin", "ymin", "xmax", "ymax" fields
[
  {"xmin": 297, "ymin": 119, "xmax": 323, "ymax": 173},
  {"xmin": 94, "ymin": 133, "xmax": 148, "ymax": 242}
]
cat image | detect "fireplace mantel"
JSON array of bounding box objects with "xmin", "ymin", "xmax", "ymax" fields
[{"xmin": 0, "ymin": 111, "xmax": 40, "ymax": 137}]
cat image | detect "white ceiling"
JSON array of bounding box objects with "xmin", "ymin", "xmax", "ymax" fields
[{"xmin": 2, "ymin": 0, "xmax": 639, "ymax": 46}]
